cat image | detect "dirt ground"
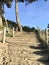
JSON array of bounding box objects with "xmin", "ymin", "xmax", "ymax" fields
[{"xmin": 0, "ymin": 32, "xmax": 48, "ymax": 65}]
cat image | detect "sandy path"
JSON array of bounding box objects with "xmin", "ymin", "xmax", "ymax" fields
[
  {"xmin": 0, "ymin": 32, "xmax": 48, "ymax": 65},
  {"xmin": 5, "ymin": 32, "xmax": 48, "ymax": 65}
]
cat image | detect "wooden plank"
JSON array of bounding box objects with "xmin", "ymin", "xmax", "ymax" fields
[{"xmin": 2, "ymin": 27, "xmax": 6, "ymax": 43}]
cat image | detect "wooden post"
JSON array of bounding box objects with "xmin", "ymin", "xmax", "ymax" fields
[
  {"xmin": 0, "ymin": 15, "xmax": 3, "ymax": 26},
  {"xmin": 39, "ymin": 29, "xmax": 41, "ymax": 37},
  {"xmin": 45, "ymin": 29, "xmax": 48, "ymax": 45},
  {"xmin": 37, "ymin": 27, "xmax": 40, "ymax": 37},
  {"xmin": 12, "ymin": 27, "xmax": 14, "ymax": 37},
  {"xmin": 3, "ymin": 27, "xmax": 6, "ymax": 43},
  {"xmin": 37, "ymin": 27, "xmax": 39, "ymax": 37},
  {"xmin": 45, "ymin": 29, "xmax": 47, "ymax": 43},
  {"xmin": 47, "ymin": 28, "xmax": 48, "ymax": 45},
  {"xmin": 16, "ymin": 27, "xmax": 18, "ymax": 31}
]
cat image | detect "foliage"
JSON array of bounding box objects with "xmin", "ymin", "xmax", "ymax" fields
[
  {"xmin": 31, "ymin": 27, "xmax": 36, "ymax": 32},
  {"xmin": 0, "ymin": 0, "xmax": 13, "ymax": 15},
  {"xmin": 22, "ymin": 26, "xmax": 36, "ymax": 32},
  {"xmin": 25, "ymin": 0, "xmax": 47, "ymax": 4},
  {"xmin": 6, "ymin": 33, "xmax": 12, "ymax": 37},
  {"xmin": 26, "ymin": 0, "xmax": 37, "ymax": 3},
  {"xmin": 47, "ymin": 24, "xmax": 49, "ymax": 28},
  {"xmin": 7, "ymin": 20, "xmax": 17, "ymax": 29},
  {"xmin": 2, "ymin": 16, "xmax": 17, "ymax": 28},
  {"xmin": 23, "ymin": 26, "xmax": 31, "ymax": 32},
  {"xmin": 0, "ymin": 26, "xmax": 4, "ymax": 31},
  {"xmin": 0, "ymin": 0, "xmax": 13, "ymax": 7},
  {"xmin": 0, "ymin": 9, "xmax": 4, "ymax": 15},
  {"xmin": 0, "ymin": 0, "xmax": 47, "ymax": 15}
]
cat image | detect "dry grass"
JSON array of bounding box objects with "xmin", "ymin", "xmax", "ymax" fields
[
  {"xmin": 40, "ymin": 30, "xmax": 49, "ymax": 43},
  {"xmin": 40, "ymin": 31, "xmax": 45, "ymax": 41},
  {"xmin": 0, "ymin": 31, "xmax": 48, "ymax": 65},
  {"xmin": 0, "ymin": 26, "xmax": 4, "ymax": 31}
]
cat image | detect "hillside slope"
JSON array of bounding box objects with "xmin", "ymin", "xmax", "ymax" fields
[{"xmin": 0, "ymin": 31, "xmax": 48, "ymax": 65}]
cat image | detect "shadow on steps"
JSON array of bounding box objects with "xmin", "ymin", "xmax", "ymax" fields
[
  {"xmin": 37, "ymin": 58, "xmax": 49, "ymax": 65},
  {"xmin": 29, "ymin": 43, "xmax": 47, "ymax": 50},
  {"xmin": 29, "ymin": 43, "xmax": 49, "ymax": 65}
]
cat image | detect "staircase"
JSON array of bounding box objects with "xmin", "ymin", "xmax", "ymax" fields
[{"xmin": 0, "ymin": 31, "xmax": 48, "ymax": 65}]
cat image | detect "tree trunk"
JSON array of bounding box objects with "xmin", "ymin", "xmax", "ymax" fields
[
  {"xmin": 0, "ymin": 15, "xmax": 3, "ymax": 26},
  {"xmin": 3, "ymin": 4, "xmax": 8, "ymax": 31},
  {"xmin": 0, "ymin": 4, "xmax": 3, "ymax": 26},
  {"xmin": 15, "ymin": 0, "xmax": 22, "ymax": 31}
]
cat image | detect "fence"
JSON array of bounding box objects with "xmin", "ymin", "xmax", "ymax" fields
[
  {"xmin": 37, "ymin": 27, "xmax": 49, "ymax": 46},
  {"xmin": 2, "ymin": 27, "xmax": 15, "ymax": 43},
  {"xmin": 0, "ymin": 26, "xmax": 19, "ymax": 43}
]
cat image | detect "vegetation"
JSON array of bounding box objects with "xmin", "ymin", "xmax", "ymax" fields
[
  {"xmin": 0, "ymin": 0, "xmax": 13, "ymax": 15},
  {"xmin": 0, "ymin": 0, "xmax": 48, "ymax": 31},
  {"xmin": 7, "ymin": 20, "xmax": 17, "ymax": 29},
  {"xmin": 2, "ymin": 16, "xmax": 17, "ymax": 28},
  {"xmin": 47, "ymin": 24, "xmax": 49, "ymax": 28},
  {"xmin": 40, "ymin": 30, "xmax": 46, "ymax": 41},
  {"xmin": 36, "ymin": 29, "xmax": 49, "ymax": 47},
  {"xmin": 6, "ymin": 33, "xmax": 13, "ymax": 37},
  {"xmin": 0, "ymin": 18, "xmax": 17, "ymax": 32},
  {"xmin": 0, "ymin": 26, "xmax": 4, "ymax": 31},
  {"xmin": 22, "ymin": 26, "xmax": 37, "ymax": 32}
]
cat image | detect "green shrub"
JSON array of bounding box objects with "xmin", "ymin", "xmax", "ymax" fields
[
  {"xmin": 0, "ymin": 26, "xmax": 4, "ymax": 31},
  {"xmin": 22, "ymin": 26, "xmax": 36, "ymax": 32},
  {"xmin": 23, "ymin": 26, "xmax": 31, "ymax": 32},
  {"xmin": 6, "ymin": 33, "xmax": 12, "ymax": 37}
]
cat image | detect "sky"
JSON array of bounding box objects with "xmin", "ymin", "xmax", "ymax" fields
[{"xmin": 4, "ymin": 0, "xmax": 49, "ymax": 29}]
